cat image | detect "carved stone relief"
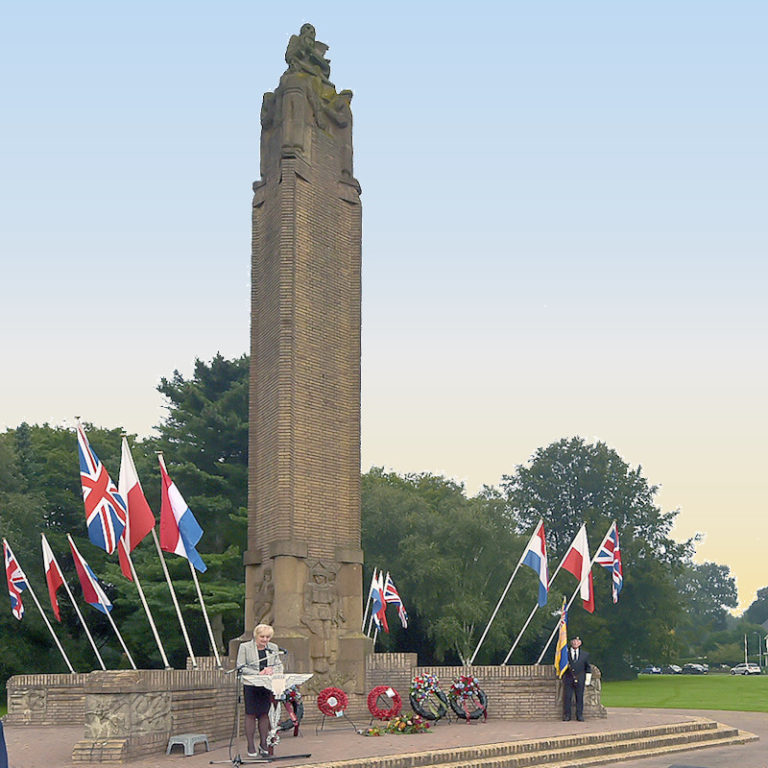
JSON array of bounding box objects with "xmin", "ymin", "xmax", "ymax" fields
[{"xmin": 300, "ymin": 560, "xmax": 344, "ymax": 675}]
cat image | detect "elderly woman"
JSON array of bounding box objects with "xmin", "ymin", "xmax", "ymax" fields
[{"xmin": 236, "ymin": 623, "xmax": 283, "ymax": 757}]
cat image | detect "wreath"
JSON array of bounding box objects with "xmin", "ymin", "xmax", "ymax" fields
[
  {"xmin": 367, "ymin": 686, "xmax": 403, "ymax": 720},
  {"xmin": 317, "ymin": 686, "xmax": 348, "ymax": 717},
  {"xmin": 448, "ymin": 675, "xmax": 487, "ymax": 722},
  {"xmin": 278, "ymin": 685, "xmax": 305, "ymax": 732},
  {"xmin": 408, "ymin": 674, "xmax": 448, "ymax": 721}
]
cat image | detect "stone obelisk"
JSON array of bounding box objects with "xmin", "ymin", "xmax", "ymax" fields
[{"xmin": 242, "ymin": 24, "xmax": 366, "ymax": 691}]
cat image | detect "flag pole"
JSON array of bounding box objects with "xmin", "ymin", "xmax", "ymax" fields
[
  {"xmin": 535, "ymin": 536, "xmax": 604, "ymax": 665},
  {"xmin": 150, "ymin": 527, "xmax": 198, "ymax": 668},
  {"xmin": 120, "ymin": 540, "xmax": 172, "ymax": 669},
  {"xmin": 187, "ymin": 560, "xmax": 222, "ymax": 669},
  {"xmin": 66, "ymin": 534, "xmax": 138, "ymax": 670},
  {"xmin": 102, "ymin": 600, "xmax": 138, "ymax": 670},
  {"xmin": 468, "ymin": 519, "xmax": 544, "ymax": 665},
  {"xmin": 15, "ymin": 563, "xmax": 76, "ymax": 674},
  {"xmin": 502, "ymin": 546, "xmax": 571, "ymax": 665},
  {"xmin": 42, "ymin": 534, "xmax": 106, "ymax": 670},
  {"xmin": 119, "ymin": 434, "xmax": 171, "ymax": 669},
  {"xmin": 361, "ymin": 567, "xmax": 377, "ymax": 632}
]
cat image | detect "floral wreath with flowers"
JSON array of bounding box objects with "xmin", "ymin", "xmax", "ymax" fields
[
  {"xmin": 363, "ymin": 712, "xmax": 430, "ymax": 736},
  {"xmin": 317, "ymin": 686, "xmax": 349, "ymax": 717},
  {"xmin": 277, "ymin": 685, "xmax": 304, "ymax": 732},
  {"xmin": 408, "ymin": 674, "xmax": 448, "ymax": 721},
  {"xmin": 367, "ymin": 685, "xmax": 403, "ymax": 720},
  {"xmin": 448, "ymin": 675, "xmax": 487, "ymax": 722}
]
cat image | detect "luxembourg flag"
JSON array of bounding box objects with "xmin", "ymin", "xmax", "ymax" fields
[
  {"xmin": 41, "ymin": 534, "xmax": 65, "ymax": 621},
  {"xmin": 370, "ymin": 570, "xmax": 388, "ymax": 633},
  {"xmin": 68, "ymin": 535, "xmax": 113, "ymax": 614},
  {"xmin": 521, "ymin": 519, "xmax": 549, "ymax": 607},
  {"xmin": 117, "ymin": 437, "xmax": 157, "ymax": 580},
  {"xmin": 562, "ymin": 524, "xmax": 594, "ymax": 613},
  {"xmin": 158, "ymin": 454, "xmax": 207, "ymax": 573}
]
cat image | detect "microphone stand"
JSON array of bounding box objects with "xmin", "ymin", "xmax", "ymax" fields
[{"xmin": 209, "ymin": 652, "xmax": 311, "ymax": 765}]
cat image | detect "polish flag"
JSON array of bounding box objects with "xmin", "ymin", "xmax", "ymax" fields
[
  {"xmin": 41, "ymin": 535, "xmax": 65, "ymax": 621},
  {"xmin": 562, "ymin": 524, "xmax": 595, "ymax": 613},
  {"xmin": 117, "ymin": 437, "xmax": 157, "ymax": 580},
  {"xmin": 158, "ymin": 454, "xmax": 207, "ymax": 573}
]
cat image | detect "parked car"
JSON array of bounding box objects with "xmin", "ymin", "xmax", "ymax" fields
[
  {"xmin": 663, "ymin": 664, "xmax": 682, "ymax": 674},
  {"xmin": 639, "ymin": 665, "xmax": 661, "ymax": 675},
  {"xmin": 730, "ymin": 663, "xmax": 761, "ymax": 675},
  {"xmin": 682, "ymin": 663, "xmax": 707, "ymax": 674}
]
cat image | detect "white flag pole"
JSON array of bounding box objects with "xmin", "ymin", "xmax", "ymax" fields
[
  {"xmin": 42, "ymin": 534, "xmax": 106, "ymax": 670},
  {"xmin": 7, "ymin": 540, "xmax": 77, "ymax": 674},
  {"xmin": 150, "ymin": 527, "xmax": 198, "ymax": 668},
  {"xmin": 120, "ymin": 540, "xmax": 172, "ymax": 669},
  {"xmin": 66, "ymin": 534, "xmax": 137, "ymax": 670},
  {"xmin": 187, "ymin": 559, "xmax": 223, "ymax": 669},
  {"xmin": 119, "ymin": 435, "xmax": 172, "ymax": 669},
  {"xmin": 535, "ymin": 525, "xmax": 606, "ymax": 665},
  {"xmin": 361, "ymin": 567, "xmax": 377, "ymax": 632},
  {"xmin": 502, "ymin": 536, "xmax": 574, "ymax": 665},
  {"xmin": 468, "ymin": 519, "xmax": 544, "ymax": 665},
  {"xmin": 102, "ymin": 604, "xmax": 137, "ymax": 670},
  {"xmin": 25, "ymin": 581, "xmax": 77, "ymax": 673}
]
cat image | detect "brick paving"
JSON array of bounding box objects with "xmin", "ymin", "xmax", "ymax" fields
[{"xmin": 3, "ymin": 708, "xmax": 764, "ymax": 768}]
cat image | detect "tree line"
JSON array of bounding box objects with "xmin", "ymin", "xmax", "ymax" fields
[{"xmin": 0, "ymin": 353, "xmax": 764, "ymax": 690}]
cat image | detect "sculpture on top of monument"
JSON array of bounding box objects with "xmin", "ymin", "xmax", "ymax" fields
[
  {"xmin": 258, "ymin": 23, "xmax": 357, "ymax": 186},
  {"xmin": 285, "ymin": 23, "xmax": 332, "ymax": 83}
]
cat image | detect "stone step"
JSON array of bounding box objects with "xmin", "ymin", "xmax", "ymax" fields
[
  {"xmin": 438, "ymin": 724, "xmax": 754, "ymax": 768},
  {"xmin": 304, "ymin": 719, "xmax": 757, "ymax": 768},
  {"xmin": 530, "ymin": 727, "xmax": 758, "ymax": 768}
]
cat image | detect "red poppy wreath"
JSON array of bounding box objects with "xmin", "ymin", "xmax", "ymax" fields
[
  {"xmin": 367, "ymin": 686, "xmax": 402, "ymax": 720},
  {"xmin": 317, "ymin": 687, "xmax": 348, "ymax": 717}
]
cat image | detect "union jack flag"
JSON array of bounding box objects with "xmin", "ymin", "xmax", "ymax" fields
[
  {"xmin": 4, "ymin": 539, "xmax": 29, "ymax": 620},
  {"xmin": 77, "ymin": 423, "xmax": 127, "ymax": 554},
  {"xmin": 383, "ymin": 572, "xmax": 409, "ymax": 629},
  {"xmin": 594, "ymin": 521, "xmax": 623, "ymax": 603}
]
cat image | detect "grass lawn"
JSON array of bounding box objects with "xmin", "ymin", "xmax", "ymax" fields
[{"xmin": 602, "ymin": 674, "xmax": 768, "ymax": 712}]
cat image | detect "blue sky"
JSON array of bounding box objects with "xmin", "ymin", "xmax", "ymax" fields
[{"xmin": 1, "ymin": 1, "xmax": 766, "ymax": 609}]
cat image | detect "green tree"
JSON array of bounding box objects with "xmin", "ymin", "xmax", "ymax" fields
[
  {"xmin": 744, "ymin": 586, "xmax": 768, "ymax": 627},
  {"xmin": 674, "ymin": 561, "xmax": 738, "ymax": 658},
  {"xmin": 362, "ymin": 469, "xmax": 551, "ymax": 665},
  {"xmin": 501, "ymin": 437, "xmax": 693, "ymax": 678}
]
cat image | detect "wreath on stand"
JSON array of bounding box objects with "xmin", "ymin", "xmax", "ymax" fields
[
  {"xmin": 367, "ymin": 686, "xmax": 403, "ymax": 720},
  {"xmin": 448, "ymin": 675, "xmax": 487, "ymax": 722},
  {"xmin": 408, "ymin": 674, "xmax": 449, "ymax": 721},
  {"xmin": 317, "ymin": 687, "xmax": 349, "ymax": 718},
  {"xmin": 278, "ymin": 685, "xmax": 305, "ymax": 732}
]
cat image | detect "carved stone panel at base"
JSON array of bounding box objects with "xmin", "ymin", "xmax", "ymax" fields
[{"xmin": 84, "ymin": 692, "xmax": 171, "ymax": 739}]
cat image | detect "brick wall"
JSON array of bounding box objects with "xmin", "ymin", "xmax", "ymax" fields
[{"xmin": 366, "ymin": 654, "xmax": 606, "ymax": 721}]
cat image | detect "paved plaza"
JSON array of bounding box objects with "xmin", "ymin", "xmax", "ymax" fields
[{"xmin": 3, "ymin": 708, "xmax": 765, "ymax": 768}]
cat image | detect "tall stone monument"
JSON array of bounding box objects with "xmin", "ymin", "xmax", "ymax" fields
[{"xmin": 242, "ymin": 24, "xmax": 366, "ymax": 691}]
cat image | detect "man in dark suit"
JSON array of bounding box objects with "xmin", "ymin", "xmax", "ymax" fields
[{"xmin": 562, "ymin": 636, "xmax": 591, "ymax": 721}]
